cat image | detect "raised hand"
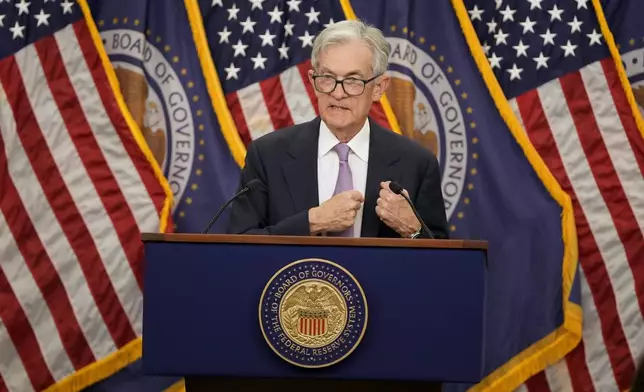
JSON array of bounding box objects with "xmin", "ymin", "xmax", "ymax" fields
[{"xmin": 309, "ymin": 190, "xmax": 364, "ymax": 234}]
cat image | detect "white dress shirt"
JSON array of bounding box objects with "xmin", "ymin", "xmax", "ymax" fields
[{"xmin": 317, "ymin": 119, "xmax": 370, "ymax": 237}]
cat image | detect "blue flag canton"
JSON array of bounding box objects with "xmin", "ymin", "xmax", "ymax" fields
[
  {"xmin": 0, "ymin": 0, "xmax": 82, "ymax": 60},
  {"xmin": 201, "ymin": 0, "xmax": 345, "ymax": 93},
  {"xmin": 464, "ymin": 0, "xmax": 610, "ymax": 99}
]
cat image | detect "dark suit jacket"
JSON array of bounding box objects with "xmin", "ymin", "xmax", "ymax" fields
[{"xmin": 225, "ymin": 117, "xmax": 449, "ymax": 239}]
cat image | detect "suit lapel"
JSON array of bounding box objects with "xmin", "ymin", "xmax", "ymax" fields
[
  {"xmin": 282, "ymin": 118, "xmax": 321, "ymax": 214},
  {"xmin": 361, "ymin": 120, "xmax": 402, "ymax": 237},
  {"xmin": 280, "ymin": 117, "xmax": 401, "ymax": 236}
]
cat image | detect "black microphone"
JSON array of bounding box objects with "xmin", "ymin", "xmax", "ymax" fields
[
  {"xmin": 201, "ymin": 179, "xmax": 263, "ymax": 234},
  {"xmin": 389, "ymin": 181, "xmax": 435, "ymax": 239}
]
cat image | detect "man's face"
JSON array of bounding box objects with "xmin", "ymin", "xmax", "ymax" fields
[{"xmin": 308, "ymin": 39, "xmax": 389, "ymax": 133}]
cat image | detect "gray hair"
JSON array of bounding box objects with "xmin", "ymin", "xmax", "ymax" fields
[{"xmin": 311, "ymin": 19, "xmax": 390, "ymax": 76}]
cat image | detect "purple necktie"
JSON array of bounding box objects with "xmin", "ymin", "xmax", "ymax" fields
[{"xmin": 331, "ymin": 143, "xmax": 354, "ymax": 237}]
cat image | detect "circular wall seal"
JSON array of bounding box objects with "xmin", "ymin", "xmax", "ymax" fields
[
  {"xmin": 100, "ymin": 28, "xmax": 196, "ymax": 211},
  {"xmin": 386, "ymin": 37, "xmax": 472, "ymax": 220},
  {"xmin": 259, "ymin": 258, "xmax": 368, "ymax": 368}
]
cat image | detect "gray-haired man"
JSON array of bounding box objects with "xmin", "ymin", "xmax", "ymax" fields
[{"xmin": 226, "ymin": 19, "xmax": 448, "ymax": 240}]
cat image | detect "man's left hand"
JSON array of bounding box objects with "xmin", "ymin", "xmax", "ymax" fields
[{"xmin": 375, "ymin": 181, "xmax": 421, "ymax": 238}]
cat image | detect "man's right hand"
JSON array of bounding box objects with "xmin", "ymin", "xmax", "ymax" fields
[{"xmin": 309, "ymin": 190, "xmax": 364, "ymax": 235}]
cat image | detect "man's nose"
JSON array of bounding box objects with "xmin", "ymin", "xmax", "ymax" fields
[{"xmin": 330, "ymin": 83, "xmax": 347, "ymax": 99}]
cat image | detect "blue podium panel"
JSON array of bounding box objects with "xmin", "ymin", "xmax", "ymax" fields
[{"xmin": 141, "ymin": 235, "xmax": 487, "ymax": 384}]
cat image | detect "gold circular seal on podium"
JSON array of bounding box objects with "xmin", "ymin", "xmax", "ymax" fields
[
  {"xmin": 280, "ymin": 278, "xmax": 347, "ymax": 348},
  {"xmin": 259, "ymin": 258, "xmax": 368, "ymax": 368}
]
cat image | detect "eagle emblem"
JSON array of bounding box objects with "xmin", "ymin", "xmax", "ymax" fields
[
  {"xmin": 387, "ymin": 76, "xmax": 440, "ymax": 158},
  {"xmin": 280, "ymin": 281, "xmax": 347, "ymax": 347},
  {"xmin": 114, "ymin": 66, "xmax": 167, "ymax": 167}
]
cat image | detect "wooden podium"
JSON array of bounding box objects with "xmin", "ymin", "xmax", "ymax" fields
[{"xmin": 140, "ymin": 234, "xmax": 488, "ymax": 391}]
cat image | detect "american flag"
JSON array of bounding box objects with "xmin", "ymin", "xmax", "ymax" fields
[
  {"xmin": 0, "ymin": 1, "xmax": 172, "ymax": 391},
  {"xmin": 200, "ymin": 0, "xmax": 396, "ymax": 145},
  {"xmin": 464, "ymin": 0, "xmax": 644, "ymax": 391}
]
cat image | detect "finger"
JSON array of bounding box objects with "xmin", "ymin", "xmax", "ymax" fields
[
  {"xmin": 376, "ymin": 198, "xmax": 387, "ymax": 211},
  {"xmin": 379, "ymin": 188, "xmax": 394, "ymax": 199},
  {"xmin": 352, "ymin": 201, "xmax": 362, "ymax": 210},
  {"xmin": 380, "ymin": 181, "xmax": 391, "ymax": 190},
  {"xmin": 377, "ymin": 200, "xmax": 392, "ymax": 214},
  {"xmin": 381, "ymin": 189, "xmax": 398, "ymax": 202},
  {"xmin": 375, "ymin": 205, "xmax": 389, "ymax": 220},
  {"xmin": 348, "ymin": 190, "xmax": 364, "ymax": 202}
]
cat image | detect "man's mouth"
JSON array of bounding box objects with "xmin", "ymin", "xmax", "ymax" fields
[{"xmin": 330, "ymin": 104, "xmax": 349, "ymax": 110}]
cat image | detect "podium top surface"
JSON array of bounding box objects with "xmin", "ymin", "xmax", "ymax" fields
[{"xmin": 141, "ymin": 233, "xmax": 488, "ymax": 251}]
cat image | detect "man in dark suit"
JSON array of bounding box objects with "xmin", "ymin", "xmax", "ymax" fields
[{"xmin": 226, "ymin": 19, "xmax": 448, "ymax": 240}]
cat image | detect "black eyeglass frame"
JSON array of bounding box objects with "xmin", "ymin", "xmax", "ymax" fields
[{"xmin": 310, "ymin": 73, "xmax": 382, "ymax": 96}]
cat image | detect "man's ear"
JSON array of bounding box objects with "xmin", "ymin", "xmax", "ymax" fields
[
  {"xmin": 372, "ymin": 74, "xmax": 391, "ymax": 101},
  {"xmin": 307, "ymin": 69, "xmax": 315, "ymax": 86}
]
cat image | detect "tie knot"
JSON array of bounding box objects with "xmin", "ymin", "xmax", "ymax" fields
[{"xmin": 333, "ymin": 143, "xmax": 350, "ymax": 162}]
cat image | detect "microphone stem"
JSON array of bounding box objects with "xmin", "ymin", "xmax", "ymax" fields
[
  {"xmin": 400, "ymin": 193, "xmax": 434, "ymax": 239},
  {"xmin": 201, "ymin": 187, "xmax": 249, "ymax": 234}
]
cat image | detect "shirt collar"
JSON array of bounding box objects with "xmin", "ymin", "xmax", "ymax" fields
[{"xmin": 318, "ymin": 118, "xmax": 370, "ymax": 162}]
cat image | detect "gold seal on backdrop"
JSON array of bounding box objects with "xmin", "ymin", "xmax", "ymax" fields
[{"xmin": 259, "ymin": 259, "xmax": 368, "ymax": 368}]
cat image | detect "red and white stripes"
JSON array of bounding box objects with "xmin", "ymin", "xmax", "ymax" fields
[
  {"xmin": 513, "ymin": 58, "xmax": 644, "ymax": 392},
  {"xmin": 0, "ymin": 20, "xmax": 169, "ymax": 392}
]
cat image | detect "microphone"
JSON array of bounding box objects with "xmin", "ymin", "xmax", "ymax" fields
[
  {"xmin": 201, "ymin": 179, "xmax": 263, "ymax": 234},
  {"xmin": 389, "ymin": 181, "xmax": 435, "ymax": 239}
]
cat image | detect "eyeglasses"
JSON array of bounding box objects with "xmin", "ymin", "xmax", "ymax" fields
[{"xmin": 311, "ymin": 74, "xmax": 381, "ymax": 96}]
